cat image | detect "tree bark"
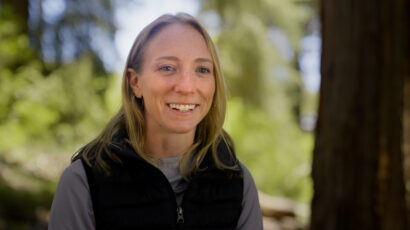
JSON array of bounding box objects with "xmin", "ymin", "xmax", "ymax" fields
[
  {"xmin": 404, "ymin": 0, "xmax": 410, "ymax": 222},
  {"xmin": 310, "ymin": 0, "xmax": 409, "ymax": 229},
  {"xmin": 2, "ymin": 0, "xmax": 29, "ymax": 34}
]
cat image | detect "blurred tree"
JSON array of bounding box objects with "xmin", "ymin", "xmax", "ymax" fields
[
  {"xmin": 224, "ymin": 97, "xmax": 313, "ymax": 203},
  {"xmin": 0, "ymin": 7, "xmax": 115, "ymax": 152},
  {"xmin": 405, "ymin": 72, "xmax": 410, "ymax": 229},
  {"xmin": 200, "ymin": 0, "xmax": 317, "ymax": 206},
  {"xmin": 2, "ymin": 0, "xmax": 117, "ymax": 69},
  {"xmin": 0, "ymin": 2, "xmax": 119, "ymax": 228},
  {"xmin": 404, "ymin": 0, "xmax": 410, "ymax": 221},
  {"xmin": 200, "ymin": 0, "xmax": 312, "ymax": 117},
  {"xmin": 0, "ymin": 0, "xmax": 29, "ymax": 33},
  {"xmin": 311, "ymin": 0, "xmax": 409, "ymax": 229}
]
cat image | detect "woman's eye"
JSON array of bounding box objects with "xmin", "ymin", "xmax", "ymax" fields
[
  {"xmin": 198, "ymin": 67, "xmax": 211, "ymax": 74},
  {"xmin": 158, "ymin": 66, "xmax": 174, "ymax": 71}
]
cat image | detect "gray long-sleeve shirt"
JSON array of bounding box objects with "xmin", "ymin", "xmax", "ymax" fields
[{"xmin": 49, "ymin": 157, "xmax": 263, "ymax": 230}]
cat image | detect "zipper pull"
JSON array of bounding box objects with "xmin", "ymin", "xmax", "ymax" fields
[{"xmin": 176, "ymin": 206, "xmax": 184, "ymax": 223}]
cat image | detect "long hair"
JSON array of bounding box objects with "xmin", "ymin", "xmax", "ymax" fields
[{"xmin": 72, "ymin": 13, "xmax": 236, "ymax": 178}]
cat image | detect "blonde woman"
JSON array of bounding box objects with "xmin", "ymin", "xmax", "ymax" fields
[{"xmin": 49, "ymin": 13, "xmax": 262, "ymax": 230}]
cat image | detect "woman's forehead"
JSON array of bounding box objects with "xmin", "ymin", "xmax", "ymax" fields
[{"xmin": 143, "ymin": 23, "xmax": 212, "ymax": 62}]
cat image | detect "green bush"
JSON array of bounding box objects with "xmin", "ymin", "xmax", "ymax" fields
[{"xmin": 225, "ymin": 97, "xmax": 313, "ymax": 203}]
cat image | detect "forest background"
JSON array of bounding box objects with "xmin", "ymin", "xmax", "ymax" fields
[{"xmin": 1, "ymin": 0, "xmax": 408, "ymax": 229}]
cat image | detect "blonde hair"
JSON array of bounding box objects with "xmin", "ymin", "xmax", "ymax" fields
[{"xmin": 73, "ymin": 13, "xmax": 236, "ymax": 178}]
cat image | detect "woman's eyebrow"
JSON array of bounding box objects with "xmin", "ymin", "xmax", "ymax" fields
[
  {"xmin": 195, "ymin": 58, "xmax": 213, "ymax": 64},
  {"xmin": 155, "ymin": 56, "xmax": 213, "ymax": 64},
  {"xmin": 155, "ymin": 56, "xmax": 179, "ymax": 61}
]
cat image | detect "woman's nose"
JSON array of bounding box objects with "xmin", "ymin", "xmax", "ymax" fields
[{"xmin": 175, "ymin": 70, "xmax": 195, "ymax": 94}]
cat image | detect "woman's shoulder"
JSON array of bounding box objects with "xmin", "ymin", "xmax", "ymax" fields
[
  {"xmin": 49, "ymin": 160, "xmax": 95, "ymax": 229},
  {"xmin": 236, "ymin": 161, "xmax": 263, "ymax": 229},
  {"xmin": 238, "ymin": 162, "xmax": 256, "ymax": 189},
  {"xmin": 238, "ymin": 162, "xmax": 251, "ymax": 177},
  {"xmin": 58, "ymin": 160, "xmax": 89, "ymax": 191}
]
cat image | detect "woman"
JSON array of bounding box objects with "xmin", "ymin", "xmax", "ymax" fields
[{"xmin": 49, "ymin": 13, "xmax": 263, "ymax": 230}]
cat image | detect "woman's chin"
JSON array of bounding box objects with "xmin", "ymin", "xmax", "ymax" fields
[{"xmin": 167, "ymin": 124, "xmax": 197, "ymax": 135}]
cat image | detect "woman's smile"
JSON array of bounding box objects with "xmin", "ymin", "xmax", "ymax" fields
[{"xmin": 167, "ymin": 103, "xmax": 198, "ymax": 113}]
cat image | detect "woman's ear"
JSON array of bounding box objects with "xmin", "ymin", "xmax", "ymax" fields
[{"xmin": 126, "ymin": 68, "xmax": 143, "ymax": 98}]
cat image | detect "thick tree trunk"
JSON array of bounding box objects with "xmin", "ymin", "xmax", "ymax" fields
[
  {"xmin": 310, "ymin": 0, "xmax": 408, "ymax": 229},
  {"xmin": 2, "ymin": 0, "xmax": 29, "ymax": 34},
  {"xmin": 405, "ymin": 57, "xmax": 410, "ymax": 230},
  {"xmin": 404, "ymin": 0, "xmax": 410, "ymax": 222}
]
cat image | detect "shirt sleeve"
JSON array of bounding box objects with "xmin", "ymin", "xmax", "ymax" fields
[
  {"xmin": 48, "ymin": 160, "xmax": 95, "ymax": 230},
  {"xmin": 236, "ymin": 162, "xmax": 263, "ymax": 230}
]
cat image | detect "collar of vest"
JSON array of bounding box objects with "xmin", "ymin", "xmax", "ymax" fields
[
  {"xmin": 105, "ymin": 129, "xmax": 145, "ymax": 161},
  {"xmin": 105, "ymin": 129, "xmax": 240, "ymax": 173}
]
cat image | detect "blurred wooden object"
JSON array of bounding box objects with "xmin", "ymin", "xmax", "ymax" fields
[
  {"xmin": 259, "ymin": 191, "xmax": 309, "ymax": 230},
  {"xmin": 259, "ymin": 192, "xmax": 296, "ymax": 219}
]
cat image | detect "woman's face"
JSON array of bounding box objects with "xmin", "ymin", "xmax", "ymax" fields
[{"xmin": 129, "ymin": 23, "xmax": 215, "ymax": 136}]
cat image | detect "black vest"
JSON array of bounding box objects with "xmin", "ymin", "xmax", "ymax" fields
[{"xmin": 82, "ymin": 131, "xmax": 243, "ymax": 230}]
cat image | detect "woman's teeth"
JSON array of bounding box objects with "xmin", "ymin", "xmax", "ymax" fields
[{"xmin": 169, "ymin": 104, "xmax": 196, "ymax": 112}]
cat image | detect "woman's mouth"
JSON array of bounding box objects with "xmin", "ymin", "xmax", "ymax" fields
[{"xmin": 168, "ymin": 103, "xmax": 197, "ymax": 112}]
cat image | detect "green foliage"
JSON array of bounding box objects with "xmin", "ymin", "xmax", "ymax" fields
[
  {"xmin": 0, "ymin": 8, "xmax": 121, "ymax": 228},
  {"xmin": 0, "ymin": 6, "xmax": 34, "ymax": 70},
  {"xmin": 0, "ymin": 6, "xmax": 114, "ymax": 224},
  {"xmin": 0, "ymin": 7, "xmax": 121, "ymax": 151},
  {"xmin": 225, "ymin": 98, "xmax": 313, "ymax": 203},
  {"xmin": 0, "ymin": 56, "xmax": 118, "ymax": 152},
  {"xmin": 203, "ymin": 0, "xmax": 317, "ymax": 204},
  {"xmin": 202, "ymin": 0, "xmax": 313, "ymax": 107}
]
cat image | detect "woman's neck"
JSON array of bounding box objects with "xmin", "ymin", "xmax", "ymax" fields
[{"xmin": 144, "ymin": 131, "xmax": 195, "ymax": 159}]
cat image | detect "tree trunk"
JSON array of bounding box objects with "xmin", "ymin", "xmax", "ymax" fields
[
  {"xmin": 2, "ymin": 0, "xmax": 29, "ymax": 34},
  {"xmin": 404, "ymin": 0, "xmax": 410, "ymax": 223},
  {"xmin": 310, "ymin": 0, "xmax": 409, "ymax": 229},
  {"xmin": 404, "ymin": 57, "xmax": 410, "ymax": 230}
]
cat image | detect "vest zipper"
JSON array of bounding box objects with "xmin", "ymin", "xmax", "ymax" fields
[
  {"xmin": 148, "ymin": 163, "xmax": 185, "ymax": 228},
  {"xmin": 144, "ymin": 159, "xmax": 190, "ymax": 228},
  {"xmin": 176, "ymin": 206, "xmax": 184, "ymax": 224}
]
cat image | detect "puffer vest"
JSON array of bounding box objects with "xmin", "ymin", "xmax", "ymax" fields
[{"xmin": 81, "ymin": 130, "xmax": 243, "ymax": 230}]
